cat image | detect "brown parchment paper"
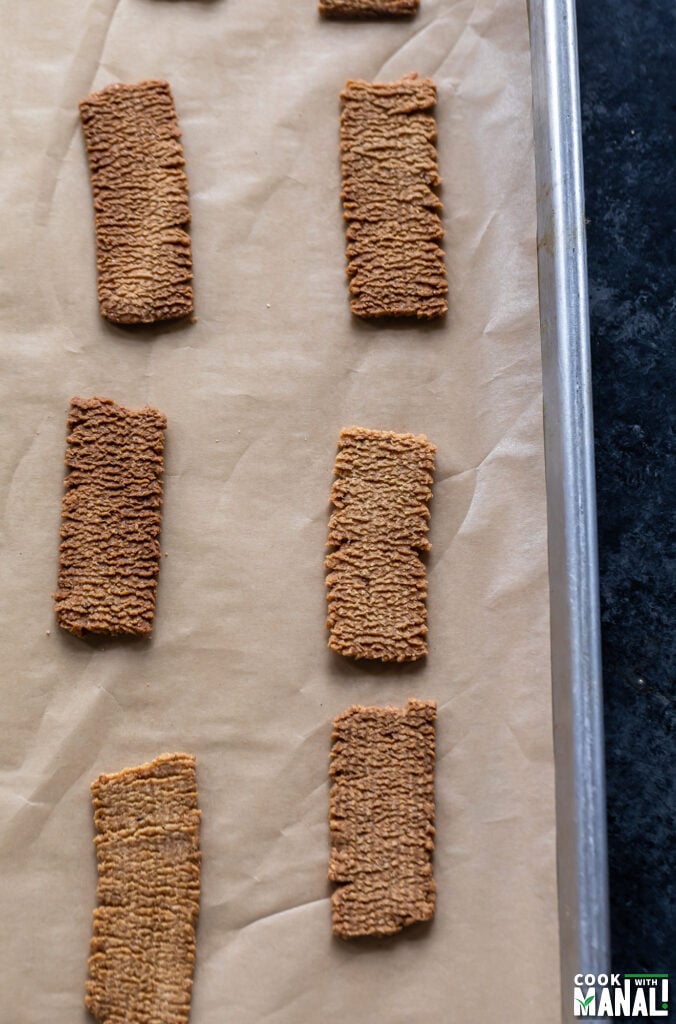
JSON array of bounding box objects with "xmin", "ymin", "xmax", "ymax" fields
[{"xmin": 0, "ymin": 0, "xmax": 560, "ymax": 1020}]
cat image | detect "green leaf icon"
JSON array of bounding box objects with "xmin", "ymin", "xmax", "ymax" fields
[{"xmin": 576, "ymin": 996, "xmax": 594, "ymax": 1008}]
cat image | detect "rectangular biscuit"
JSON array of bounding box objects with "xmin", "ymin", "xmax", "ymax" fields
[
  {"xmin": 326, "ymin": 426, "xmax": 436, "ymax": 661},
  {"xmin": 329, "ymin": 699, "xmax": 436, "ymax": 938},
  {"xmin": 79, "ymin": 80, "xmax": 194, "ymax": 324},
  {"xmin": 54, "ymin": 396, "xmax": 167, "ymax": 638},
  {"xmin": 340, "ymin": 73, "xmax": 447, "ymax": 318},
  {"xmin": 320, "ymin": 0, "xmax": 418, "ymax": 16},
  {"xmin": 86, "ymin": 753, "xmax": 201, "ymax": 1024}
]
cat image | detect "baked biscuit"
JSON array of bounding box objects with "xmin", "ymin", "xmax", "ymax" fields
[
  {"xmin": 329, "ymin": 699, "xmax": 436, "ymax": 938},
  {"xmin": 55, "ymin": 397, "xmax": 166, "ymax": 638},
  {"xmin": 340, "ymin": 74, "xmax": 447, "ymax": 318},
  {"xmin": 86, "ymin": 753, "xmax": 200, "ymax": 1024},
  {"xmin": 320, "ymin": 0, "xmax": 418, "ymax": 16},
  {"xmin": 79, "ymin": 80, "xmax": 193, "ymax": 324},
  {"xmin": 326, "ymin": 426, "xmax": 436, "ymax": 661}
]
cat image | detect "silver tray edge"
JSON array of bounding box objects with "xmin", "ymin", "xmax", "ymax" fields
[{"xmin": 527, "ymin": 1, "xmax": 611, "ymax": 1019}]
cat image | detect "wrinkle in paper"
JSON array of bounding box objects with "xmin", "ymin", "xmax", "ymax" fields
[{"xmin": 0, "ymin": 0, "xmax": 560, "ymax": 1021}]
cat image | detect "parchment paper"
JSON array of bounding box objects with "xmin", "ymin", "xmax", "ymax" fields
[{"xmin": 0, "ymin": 0, "xmax": 560, "ymax": 1020}]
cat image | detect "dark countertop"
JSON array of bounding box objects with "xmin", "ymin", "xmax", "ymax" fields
[{"xmin": 576, "ymin": 0, "xmax": 675, "ymax": 979}]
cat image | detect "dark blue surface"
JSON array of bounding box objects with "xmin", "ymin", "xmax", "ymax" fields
[{"xmin": 576, "ymin": 0, "xmax": 676, "ymax": 981}]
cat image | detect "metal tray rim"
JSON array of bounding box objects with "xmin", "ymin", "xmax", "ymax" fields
[{"xmin": 527, "ymin": 1, "xmax": 610, "ymax": 1019}]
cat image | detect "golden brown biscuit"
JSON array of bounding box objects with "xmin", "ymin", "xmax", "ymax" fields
[
  {"xmin": 79, "ymin": 80, "xmax": 193, "ymax": 324},
  {"xmin": 320, "ymin": 0, "xmax": 418, "ymax": 16},
  {"xmin": 340, "ymin": 74, "xmax": 447, "ymax": 318},
  {"xmin": 326, "ymin": 426, "xmax": 436, "ymax": 661},
  {"xmin": 86, "ymin": 753, "xmax": 200, "ymax": 1024},
  {"xmin": 54, "ymin": 397, "xmax": 166, "ymax": 638},
  {"xmin": 329, "ymin": 699, "xmax": 436, "ymax": 938}
]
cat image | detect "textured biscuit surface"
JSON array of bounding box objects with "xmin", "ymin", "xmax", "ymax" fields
[
  {"xmin": 340, "ymin": 73, "xmax": 447, "ymax": 318},
  {"xmin": 320, "ymin": 0, "xmax": 418, "ymax": 16},
  {"xmin": 329, "ymin": 699, "xmax": 436, "ymax": 938},
  {"xmin": 326, "ymin": 426, "xmax": 436, "ymax": 661},
  {"xmin": 86, "ymin": 753, "xmax": 200, "ymax": 1024},
  {"xmin": 55, "ymin": 396, "xmax": 166, "ymax": 638},
  {"xmin": 79, "ymin": 80, "xmax": 193, "ymax": 324}
]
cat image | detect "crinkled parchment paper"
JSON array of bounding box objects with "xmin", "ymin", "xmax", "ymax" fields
[{"xmin": 0, "ymin": 0, "xmax": 560, "ymax": 1020}]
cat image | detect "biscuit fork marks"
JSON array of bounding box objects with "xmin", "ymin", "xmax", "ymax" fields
[
  {"xmin": 329, "ymin": 700, "xmax": 437, "ymax": 938},
  {"xmin": 79, "ymin": 80, "xmax": 193, "ymax": 324},
  {"xmin": 326, "ymin": 426, "xmax": 436, "ymax": 661},
  {"xmin": 86, "ymin": 753, "xmax": 201, "ymax": 1024}
]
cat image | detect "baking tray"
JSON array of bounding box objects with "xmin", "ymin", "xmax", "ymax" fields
[
  {"xmin": 528, "ymin": 0, "xmax": 611, "ymax": 1018},
  {"xmin": 0, "ymin": 1, "xmax": 607, "ymax": 1020}
]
